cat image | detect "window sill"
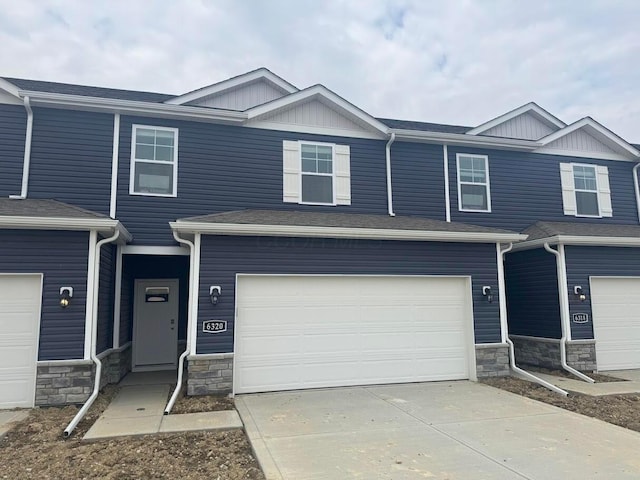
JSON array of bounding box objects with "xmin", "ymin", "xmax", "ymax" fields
[
  {"xmin": 298, "ymin": 201, "xmax": 337, "ymax": 206},
  {"xmin": 573, "ymin": 214, "xmax": 603, "ymax": 219},
  {"xmin": 459, "ymin": 208, "xmax": 491, "ymax": 213},
  {"xmin": 129, "ymin": 191, "xmax": 177, "ymax": 198}
]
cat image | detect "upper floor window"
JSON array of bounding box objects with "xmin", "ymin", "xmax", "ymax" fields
[
  {"xmin": 282, "ymin": 140, "xmax": 351, "ymax": 206},
  {"xmin": 559, "ymin": 162, "xmax": 612, "ymax": 218},
  {"xmin": 130, "ymin": 125, "xmax": 178, "ymax": 197},
  {"xmin": 456, "ymin": 154, "xmax": 491, "ymax": 212}
]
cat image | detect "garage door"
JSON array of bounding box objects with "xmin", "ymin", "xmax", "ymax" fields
[
  {"xmin": 591, "ymin": 277, "xmax": 640, "ymax": 371},
  {"xmin": 0, "ymin": 275, "xmax": 42, "ymax": 408},
  {"xmin": 234, "ymin": 275, "xmax": 473, "ymax": 394}
]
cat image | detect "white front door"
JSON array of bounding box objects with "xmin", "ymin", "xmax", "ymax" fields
[
  {"xmin": 0, "ymin": 274, "xmax": 42, "ymax": 408},
  {"xmin": 234, "ymin": 275, "xmax": 474, "ymax": 394},
  {"xmin": 132, "ymin": 279, "xmax": 179, "ymax": 371}
]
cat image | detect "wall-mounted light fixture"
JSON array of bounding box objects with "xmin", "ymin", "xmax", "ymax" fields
[
  {"xmin": 574, "ymin": 286, "xmax": 587, "ymax": 302},
  {"xmin": 210, "ymin": 286, "xmax": 221, "ymax": 305},
  {"xmin": 482, "ymin": 286, "xmax": 493, "ymax": 303},
  {"xmin": 59, "ymin": 287, "xmax": 73, "ymax": 308}
]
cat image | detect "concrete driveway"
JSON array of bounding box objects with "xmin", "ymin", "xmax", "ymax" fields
[{"xmin": 236, "ymin": 381, "xmax": 640, "ymax": 479}]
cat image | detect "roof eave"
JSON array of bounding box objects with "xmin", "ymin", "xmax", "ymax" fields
[
  {"xmin": 391, "ymin": 129, "xmax": 541, "ymax": 150},
  {"xmin": 511, "ymin": 234, "xmax": 640, "ymax": 251},
  {"xmin": 0, "ymin": 216, "xmax": 132, "ymax": 242},
  {"xmin": 169, "ymin": 221, "xmax": 527, "ymax": 243}
]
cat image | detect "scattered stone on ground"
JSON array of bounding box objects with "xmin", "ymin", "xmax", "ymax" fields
[
  {"xmin": 519, "ymin": 365, "xmax": 625, "ymax": 383},
  {"xmin": 483, "ymin": 376, "xmax": 640, "ymax": 433}
]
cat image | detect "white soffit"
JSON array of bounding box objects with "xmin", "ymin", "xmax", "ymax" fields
[
  {"xmin": 467, "ymin": 102, "xmax": 566, "ymax": 137},
  {"xmin": 165, "ymin": 68, "xmax": 298, "ymax": 106}
]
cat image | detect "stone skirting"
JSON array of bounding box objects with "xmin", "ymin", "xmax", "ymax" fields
[
  {"xmin": 100, "ymin": 343, "xmax": 132, "ymax": 385},
  {"xmin": 510, "ymin": 335, "xmax": 596, "ymax": 372},
  {"xmin": 35, "ymin": 361, "xmax": 94, "ymax": 406},
  {"xmin": 475, "ymin": 344, "xmax": 510, "ymax": 378},
  {"xmin": 187, "ymin": 354, "xmax": 233, "ymax": 395}
]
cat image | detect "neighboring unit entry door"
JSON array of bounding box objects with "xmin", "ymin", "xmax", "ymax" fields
[{"xmin": 133, "ymin": 279, "xmax": 179, "ymax": 371}]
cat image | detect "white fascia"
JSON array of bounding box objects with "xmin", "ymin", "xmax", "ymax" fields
[
  {"xmin": 0, "ymin": 78, "xmax": 21, "ymax": 97},
  {"xmin": 170, "ymin": 221, "xmax": 527, "ymax": 243},
  {"xmin": 467, "ymin": 102, "xmax": 566, "ymax": 135},
  {"xmin": 511, "ymin": 235, "xmax": 640, "ymax": 251},
  {"xmin": 20, "ymin": 91, "xmax": 247, "ymax": 124},
  {"xmin": 536, "ymin": 117, "xmax": 640, "ymax": 159},
  {"xmin": 391, "ymin": 129, "xmax": 541, "ymax": 151},
  {"xmin": 165, "ymin": 68, "xmax": 298, "ymax": 105},
  {"xmin": 0, "ymin": 216, "xmax": 132, "ymax": 242},
  {"xmin": 246, "ymin": 85, "xmax": 390, "ymax": 135}
]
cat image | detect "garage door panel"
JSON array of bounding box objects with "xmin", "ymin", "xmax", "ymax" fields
[{"xmin": 235, "ymin": 276, "xmax": 472, "ymax": 394}]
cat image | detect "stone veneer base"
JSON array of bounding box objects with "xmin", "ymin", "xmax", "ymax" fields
[
  {"xmin": 475, "ymin": 344, "xmax": 510, "ymax": 378},
  {"xmin": 187, "ymin": 354, "xmax": 234, "ymax": 396},
  {"xmin": 510, "ymin": 335, "xmax": 596, "ymax": 372}
]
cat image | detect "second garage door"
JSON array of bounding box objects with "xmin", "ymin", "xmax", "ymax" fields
[
  {"xmin": 591, "ymin": 277, "xmax": 640, "ymax": 371},
  {"xmin": 234, "ymin": 275, "xmax": 474, "ymax": 394}
]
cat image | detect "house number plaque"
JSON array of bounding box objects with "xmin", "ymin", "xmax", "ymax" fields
[
  {"xmin": 203, "ymin": 320, "xmax": 228, "ymax": 333},
  {"xmin": 572, "ymin": 313, "xmax": 589, "ymax": 324}
]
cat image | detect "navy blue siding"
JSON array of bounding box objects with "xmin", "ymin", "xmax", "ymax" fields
[
  {"xmin": 0, "ymin": 104, "xmax": 27, "ymax": 197},
  {"xmin": 565, "ymin": 246, "xmax": 640, "ymax": 340},
  {"xmin": 116, "ymin": 117, "xmax": 388, "ymax": 245},
  {"xmin": 197, "ymin": 236, "xmax": 500, "ymax": 354},
  {"xmin": 391, "ymin": 141, "xmax": 446, "ymax": 220},
  {"xmin": 505, "ymin": 248, "xmax": 561, "ymax": 338},
  {"xmin": 447, "ymin": 146, "xmax": 639, "ymax": 231},
  {"xmin": 28, "ymin": 107, "xmax": 113, "ymax": 215},
  {"xmin": 0, "ymin": 230, "xmax": 89, "ymax": 360},
  {"xmin": 96, "ymin": 244, "xmax": 115, "ymax": 354}
]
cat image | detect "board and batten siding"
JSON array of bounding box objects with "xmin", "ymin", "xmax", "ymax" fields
[
  {"xmin": 116, "ymin": 116, "xmax": 388, "ymax": 245},
  {"xmin": 481, "ymin": 113, "xmax": 555, "ymax": 141},
  {"xmin": 0, "ymin": 104, "xmax": 27, "ymax": 197},
  {"xmin": 505, "ymin": 248, "xmax": 561, "ymax": 338},
  {"xmin": 564, "ymin": 246, "xmax": 640, "ymax": 340},
  {"xmin": 196, "ymin": 235, "xmax": 501, "ymax": 354},
  {"xmin": 28, "ymin": 107, "xmax": 113, "ymax": 216},
  {"xmin": 187, "ymin": 81, "xmax": 286, "ymax": 110},
  {"xmin": 0, "ymin": 230, "xmax": 89, "ymax": 360},
  {"xmin": 447, "ymin": 146, "xmax": 639, "ymax": 231},
  {"xmin": 96, "ymin": 244, "xmax": 115, "ymax": 354}
]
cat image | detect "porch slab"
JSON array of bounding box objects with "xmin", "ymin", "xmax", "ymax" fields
[
  {"xmin": 159, "ymin": 411, "xmax": 242, "ymax": 433},
  {"xmin": 534, "ymin": 373, "xmax": 640, "ymax": 396},
  {"xmin": 118, "ymin": 370, "xmax": 176, "ymax": 386},
  {"xmin": 100, "ymin": 385, "xmax": 170, "ymax": 418},
  {"xmin": 0, "ymin": 411, "xmax": 29, "ymax": 436}
]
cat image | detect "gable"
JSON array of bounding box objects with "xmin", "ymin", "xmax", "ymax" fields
[
  {"xmin": 481, "ymin": 112, "xmax": 556, "ymax": 140},
  {"xmin": 544, "ymin": 128, "xmax": 618, "ymax": 155},
  {"xmin": 186, "ymin": 79, "xmax": 288, "ymax": 110}
]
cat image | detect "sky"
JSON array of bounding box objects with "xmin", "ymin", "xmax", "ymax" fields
[{"xmin": 1, "ymin": 0, "xmax": 639, "ymax": 140}]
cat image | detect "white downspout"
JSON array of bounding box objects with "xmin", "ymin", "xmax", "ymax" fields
[
  {"xmin": 498, "ymin": 243, "xmax": 568, "ymax": 396},
  {"xmin": 165, "ymin": 230, "xmax": 195, "ymax": 414},
  {"xmin": 443, "ymin": 144, "xmax": 451, "ymax": 222},
  {"xmin": 385, "ymin": 133, "xmax": 396, "ymax": 217},
  {"xmin": 544, "ymin": 242, "xmax": 594, "ymax": 383},
  {"xmin": 64, "ymin": 228, "xmax": 121, "ymax": 437},
  {"xmin": 9, "ymin": 96, "xmax": 33, "ymax": 199},
  {"xmin": 633, "ymin": 163, "xmax": 640, "ymax": 224}
]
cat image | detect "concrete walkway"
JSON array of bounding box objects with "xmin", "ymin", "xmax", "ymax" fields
[
  {"xmin": 84, "ymin": 373, "xmax": 242, "ymax": 440},
  {"xmin": 534, "ymin": 371, "xmax": 640, "ymax": 396},
  {"xmin": 0, "ymin": 410, "xmax": 29, "ymax": 436},
  {"xmin": 237, "ymin": 381, "xmax": 640, "ymax": 479}
]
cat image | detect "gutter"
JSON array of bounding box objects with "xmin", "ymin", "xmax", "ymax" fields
[
  {"xmin": 497, "ymin": 243, "xmax": 568, "ymax": 396},
  {"xmin": 0, "ymin": 216, "xmax": 132, "ymax": 239},
  {"xmin": 64, "ymin": 228, "xmax": 121, "ymax": 437},
  {"xmin": 543, "ymin": 243, "xmax": 594, "ymax": 383},
  {"xmin": 9, "ymin": 96, "xmax": 33, "ymax": 199},
  {"xmin": 634, "ymin": 163, "xmax": 640, "ymax": 224},
  {"xmin": 165, "ymin": 231, "xmax": 196, "ymax": 414},
  {"xmin": 385, "ymin": 133, "xmax": 396, "ymax": 216},
  {"xmin": 512, "ymin": 234, "xmax": 640, "ymax": 252},
  {"xmin": 391, "ymin": 128, "xmax": 540, "ymax": 151}
]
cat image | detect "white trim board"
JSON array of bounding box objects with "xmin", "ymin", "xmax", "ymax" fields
[
  {"xmin": 510, "ymin": 235, "xmax": 640, "ymax": 251},
  {"xmin": 467, "ymin": 102, "xmax": 566, "ymax": 135},
  {"xmin": 121, "ymin": 245, "xmax": 190, "ymax": 256},
  {"xmin": 0, "ymin": 216, "xmax": 131, "ymax": 241}
]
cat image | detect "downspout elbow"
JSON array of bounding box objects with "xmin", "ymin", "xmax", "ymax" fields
[{"xmin": 385, "ymin": 132, "xmax": 396, "ymax": 217}]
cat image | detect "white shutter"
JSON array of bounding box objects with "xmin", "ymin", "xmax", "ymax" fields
[
  {"xmin": 334, "ymin": 144, "xmax": 351, "ymax": 205},
  {"xmin": 596, "ymin": 165, "xmax": 613, "ymax": 217},
  {"xmin": 559, "ymin": 163, "xmax": 576, "ymax": 216},
  {"xmin": 283, "ymin": 140, "xmax": 300, "ymax": 203}
]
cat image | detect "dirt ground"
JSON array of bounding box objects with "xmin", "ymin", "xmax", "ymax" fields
[
  {"xmin": 521, "ymin": 365, "xmax": 625, "ymax": 383},
  {"xmin": 483, "ymin": 376, "xmax": 640, "ymax": 433},
  {"xmin": 0, "ymin": 386, "xmax": 264, "ymax": 480},
  {"xmin": 170, "ymin": 387, "xmax": 235, "ymax": 414}
]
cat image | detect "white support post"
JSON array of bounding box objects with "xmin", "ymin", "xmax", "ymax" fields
[
  {"xmin": 189, "ymin": 233, "xmax": 202, "ymax": 355},
  {"xmin": 83, "ymin": 230, "xmax": 98, "ymax": 360},
  {"xmin": 112, "ymin": 244, "xmax": 123, "ymax": 349}
]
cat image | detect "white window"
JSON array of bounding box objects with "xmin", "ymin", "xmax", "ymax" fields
[
  {"xmin": 456, "ymin": 154, "xmax": 491, "ymax": 212},
  {"xmin": 130, "ymin": 125, "xmax": 178, "ymax": 197},
  {"xmin": 559, "ymin": 163, "xmax": 612, "ymax": 217},
  {"xmin": 282, "ymin": 140, "xmax": 351, "ymax": 205}
]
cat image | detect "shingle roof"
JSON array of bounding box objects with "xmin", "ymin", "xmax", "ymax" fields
[
  {"xmin": 2, "ymin": 77, "xmax": 175, "ymax": 103},
  {"xmin": 178, "ymin": 209, "xmax": 518, "ymax": 235},
  {"xmin": 523, "ymin": 221, "xmax": 640, "ymax": 240},
  {"xmin": 0, "ymin": 198, "xmax": 108, "ymax": 218},
  {"xmin": 377, "ymin": 118, "xmax": 471, "ymax": 134}
]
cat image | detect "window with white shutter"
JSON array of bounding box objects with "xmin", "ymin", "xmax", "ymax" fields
[
  {"xmin": 559, "ymin": 162, "xmax": 612, "ymax": 217},
  {"xmin": 282, "ymin": 140, "xmax": 351, "ymax": 205}
]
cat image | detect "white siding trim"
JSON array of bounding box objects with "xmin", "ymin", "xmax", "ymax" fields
[
  {"xmin": 443, "ymin": 144, "xmax": 451, "ymax": 222},
  {"xmin": 468, "ymin": 102, "xmax": 566, "ymax": 135},
  {"xmin": 121, "ymin": 245, "xmax": 190, "ymax": 256},
  {"xmin": 112, "ymin": 245, "xmax": 123, "ymax": 349},
  {"xmin": 84, "ymin": 231, "xmax": 98, "ymax": 360},
  {"xmin": 189, "ymin": 234, "xmax": 202, "ymax": 356},
  {"xmin": 109, "ymin": 114, "xmax": 120, "ymax": 218}
]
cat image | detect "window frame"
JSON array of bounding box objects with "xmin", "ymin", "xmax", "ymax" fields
[
  {"xmin": 298, "ymin": 141, "xmax": 337, "ymax": 206},
  {"xmin": 572, "ymin": 162, "xmax": 601, "ymax": 218},
  {"xmin": 456, "ymin": 153, "xmax": 492, "ymax": 213},
  {"xmin": 129, "ymin": 124, "xmax": 179, "ymax": 198}
]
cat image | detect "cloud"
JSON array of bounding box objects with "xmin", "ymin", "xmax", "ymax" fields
[{"xmin": 0, "ymin": 0, "xmax": 638, "ymax": 140}]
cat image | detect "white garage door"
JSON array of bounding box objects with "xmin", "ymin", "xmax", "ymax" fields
[
  {"xmin": 591, "ymin": 277, "xmax": 640, "ymax": 371},
  {"xmin": 234, "ymin": 275, "xmax": 473, "ymax": 394},
  {"xmin": 0, "ymin": 275, "xmax": 42, "ymax": 408}
]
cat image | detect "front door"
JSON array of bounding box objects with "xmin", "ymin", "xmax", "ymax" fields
[{"xmin": 132, "ymin": 279, "xmax": 179, "ymax": 371}]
